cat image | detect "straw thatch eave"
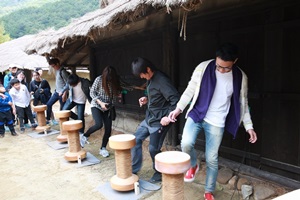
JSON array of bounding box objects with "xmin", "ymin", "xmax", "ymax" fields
[
  {"xmin": 0, "ymin": 35, "xmax": 49, "ymax": 72},
  {"xmin": 25, "ymin": 0, "xmax": 202, "ymax": 66}
]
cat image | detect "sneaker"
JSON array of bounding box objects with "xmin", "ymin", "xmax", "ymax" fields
[
  {"xmin": 46, "ymin": 120, "xmax": 50, "ymax": 125},
  {"xmin": 204, "ymin": 192, "xmax": 214, "ymax": 200},
  {"xmin": 99, "ymin": 147, "xmax": 109, "ymax": 157},
  {"xmin": 149, "ymin": 171, "xmax": 162, "ymax": 183},
  {"xmin": 0, "ymin": 134, "xmax": 4, "ymax": 138},
  {"xmin": 20, "ymin": 128, "xmax": 25, "ymax": 134},
  {"xmin": 51, "ymin": 120, "xmax": 59, "ymax": 125},
  {"xmin": 11, "ymin": 131, "xmax": 18, "ymax": 136},
  {"xmin": 24, "ymin": 124, "xmax": 31, "ymax": 128},
  {"xmin": 31, "ymin": 123, "xmax": 38, "ymax": 129},
  {"xmin": 80, "ymin": 135, "xmax": 88, "ymax": 148},
  {"xmin": 184, "ymin": 164, "xmax": 199, "ymax": 182}
]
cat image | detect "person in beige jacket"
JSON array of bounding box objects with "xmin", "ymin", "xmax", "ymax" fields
[{"xmin": 168, "ymin": 43, "xmax": 257, "ymax": 200}]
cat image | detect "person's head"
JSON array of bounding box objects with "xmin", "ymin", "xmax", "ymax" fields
[
  {"xmin": 16, "ymin": 70, "xmax": 25, "ymax": 82},
  {"xmin": 0, "ymin": 84, "xmax": 5, "ymax": 93},
  {"xmin": 67, "ymin": 74, "xmax": 80, "ymax": 87},
  {"xmin": 101, "ymin": 66, "xmax": 121, "ymax": 96},
  {"xmin": 35, "ymin": 67, "xmax": 43, "ymax": 77},
  {"xmin": 131, "ymin": 57, "xmax": 156, "ymax": 80},
  {"xmin": 10, "ymin": 78, "xmax": 21, "ymax": 90},
  {"xmin": 48, "ymin": 58, "xmax": 61, "ymax": 70},
  {"xmin": 215, "ymin": 43, "xmax": 239, "ymax": 73},
  {"xmin": 8, "ymin": 64, "xmax": 19, "ymax": 75},
  {"xmin": 32, "ymin": 71, "xmax": 41, "ymax": 81}
]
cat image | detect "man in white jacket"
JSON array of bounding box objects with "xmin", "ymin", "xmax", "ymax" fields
[{"xmin": 168, "ymin": 43, "xmax": 257, "ymax": 200}]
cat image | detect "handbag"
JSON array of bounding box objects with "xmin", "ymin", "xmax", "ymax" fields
[{"xmin": 109, "ymin": 106, "xmax": 116, "ymax": 121}]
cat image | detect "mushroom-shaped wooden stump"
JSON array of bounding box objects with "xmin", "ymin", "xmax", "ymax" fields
[
  {"xmin": 155, "ymin": 151, "xmax": 191, "ymax": 200},
  {"xmin": 62, "ymin": 120, "xmax": 86, "ymax": 162},
  {"xmin": 54, "ymin": 110, "xmax": 71, "ymax": 143},
  {"xmin": 109, "ymin": 134, "xmax": 138, "ymax": 191},
  {"xmin": 33, "ymin": 105, "xmax": 50, "ymax": 133}
]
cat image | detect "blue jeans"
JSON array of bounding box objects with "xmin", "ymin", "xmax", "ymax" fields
[
  {"xmin": 62, "ymin": 99, "xmax": 86, "ymax": 133},
  {"xmin": 84, "ymin": 107, "xmax": 111, "ymax": 148},
  {"xmin": 46, "ymin": 91, "xmax": 65, "ymax": 121},
  {"xmin": 131, "ymin": 120, "xmax": 169, "ymax": 174},
  {"xmin": 181, "ymin": 117, "xmax": 224, "ymax": 192}
]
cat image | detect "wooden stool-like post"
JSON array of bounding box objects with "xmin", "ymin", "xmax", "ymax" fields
[
  {"xmin": 54, "ymin": 110, "xmax": 71, "ymax": 143},
  {"xmin": 62, "ymin": 120, "xmax": 86, "ymax": 161},
  {"xmin": 109, "ymin": 134, "xmax": 138, "ymax": 191},
  {"xmin": 155, "ymin": 151, "xmax": 191, "ymax": 200},
  {"xmin": 33, "ymin": 105, "xmax": 50, "ymax": 133}
]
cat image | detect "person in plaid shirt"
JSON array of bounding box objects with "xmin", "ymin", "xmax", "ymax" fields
[{"xmin": 80, "ymin": 66, "xmax": 121, "ymax": 158}]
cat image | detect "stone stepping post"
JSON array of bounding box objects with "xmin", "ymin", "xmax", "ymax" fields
[
  {"xmin": 54, "ymin": 110, "xmax": 71, "ymax": 143},
  {"xmin": 155, "ymin": 151, "xmax": 191, "ymax": 200},
  {"xmin": 62, "ymin": 120, "xmax": 86, "ymax": 161},
  {"xmin": 33, "ymin": 105, "xmax": 50, "ymax": 133},
  {"xmin": 109, "ymin": 134, "xmax": 139, "ymax": 191}
]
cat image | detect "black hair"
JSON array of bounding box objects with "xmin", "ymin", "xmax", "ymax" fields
[
  {"xmin": 131, "ymin": 57, "xmax": 157, "ymax": 77},
  {"xmin": 67, "ymin": 74, "xmax": 79, "ymax": 86},
  {"xmin": 48, "ymin": 58, "xmax": 60, "ymax": 65},
  {"xmin": 216, "ymin": 43, "xmax": 239, "ymax": 61},
  {"xmin": 15, "ymin": 70, "xmax": 25, "ymax": 77},
  {"xmin": 102, "ymin": 66, "xmax": 121, "ymax": 96},
  {"xmin": 10, "ymin": 78, "xmax": 20, "ymax": 86}
]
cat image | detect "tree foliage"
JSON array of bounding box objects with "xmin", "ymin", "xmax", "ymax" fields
[
  {"xmin": 0, "ymin": 22, "xmax": 11, "ymax": 44},
  {"xmin": 1, "ymin": 0, "xmax": 99, "ymax": 38}
]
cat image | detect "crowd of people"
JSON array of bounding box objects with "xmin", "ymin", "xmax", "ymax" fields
[{"xmin": 0, "ymin": 43, "xmax": 258, "ymax": 200}]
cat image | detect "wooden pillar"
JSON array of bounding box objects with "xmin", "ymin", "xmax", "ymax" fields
[
  {"xmin": 62, "ymin": 120, "xmax": 86, "ymax": 161},
  {"xmin": 54, "ymin": 110, "xmax": 71, "ymax": 143},
  {"xmin": 109, "ymin": 134, "xmax": 138, "ymax": 191},
  {"xmin": 33, "ymin": 105, "xmax": 50, "ymax": 133},
  {"xmin": 155, "ymin": 151, "xmax": 191, "ymax": 200}
]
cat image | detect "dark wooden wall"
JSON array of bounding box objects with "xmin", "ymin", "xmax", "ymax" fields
[{"xmin": 89, "ymin": 0, "xmax": 300, "ymax": 182}]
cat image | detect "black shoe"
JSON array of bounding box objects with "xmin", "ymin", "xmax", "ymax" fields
[
  {"xmin": 11, "ymin": 131, "xmax": 18, "ymax": 136},
  {"xmin": 149, "ymin": 171, "xmax": 162, "ymax": 183}
]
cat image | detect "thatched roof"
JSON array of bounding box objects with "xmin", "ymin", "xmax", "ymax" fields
[
  {"xmin": 25, "ymin": 0, "xmax": 201, "ymax": 67},
  {"xmin": 0, "ymin": 35, "xmax": 49, "ymax": 72}
]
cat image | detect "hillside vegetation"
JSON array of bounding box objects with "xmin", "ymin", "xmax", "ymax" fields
[{"xmin": 0, "ymin": 0, "xmax": 99, "ymax": 39}]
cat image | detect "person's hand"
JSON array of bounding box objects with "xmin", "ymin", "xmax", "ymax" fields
[
  {"xmin": 58, "ymin": 92, "xmax": 62, "ymax": 96},
  {"xmin": 0, "ymin": 93, "xmax": 6, "ymax": 99},
  {"xmin": 160, "ymin": 116, "xmax": 171, "ymax": 126},
  {"xmin": 168, "ymin": 107, "xmax": 182, "ymax": 122},
  {"xmin": 247, "ymin": 129, "xmax": 257, "ymax": 143},
  {"xmin": 39, "ymin": 89, "xmax": 44, "ymax": 93},
  {"xmin": 97, "ymin": 99, "xmax": 108, "ymax": 110},
  {"xmin": 139, "ymin": 97, "xmax": 148, "ymax": 107}
]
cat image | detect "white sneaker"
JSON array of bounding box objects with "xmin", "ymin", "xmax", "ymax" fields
[
  {"xmin": 99, "ymin": 147, "xmax": 109, "ymax": 157},
  {"xmin": 80, "ymin": 135, "xmax": 88, "ymax": 148}
]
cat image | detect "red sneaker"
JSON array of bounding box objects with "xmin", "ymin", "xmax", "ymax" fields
[
  {"xmin": 184, "ymin": 164, "xmax": 199, "ymax": 182},
  {"xmin": 204, "ymin": 192, "xmax": 215, "ymax": 200}
]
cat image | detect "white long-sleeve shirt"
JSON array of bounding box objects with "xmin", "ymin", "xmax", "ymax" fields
[{"xmin": 9, "ymin": 84, "xmax": 31, "ymax": 108}]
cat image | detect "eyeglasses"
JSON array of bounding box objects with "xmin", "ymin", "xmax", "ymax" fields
[{"xmin": 216, "ymin": 63, "xmax": 232, "ymax": 72}]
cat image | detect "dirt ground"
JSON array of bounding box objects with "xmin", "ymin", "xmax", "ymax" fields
[{"xmin": 0, "ymin": 103, "xmax": 291, "ymax": 200}]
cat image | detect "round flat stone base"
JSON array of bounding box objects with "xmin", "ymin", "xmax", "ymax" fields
[
  {"xmin": 64, "ymin": 150, "xmax": 86, "ymax": 161},
  {"xmin": 57, "ymin": 135, "xmax": 68, "ymax": 143},
  {"xmin": 110, "ymin": 174, "xmax": 139, "ymax": 191},
  {"xmin": 35, "ymin": 125, "xmax": 51, "ymax": 132}
]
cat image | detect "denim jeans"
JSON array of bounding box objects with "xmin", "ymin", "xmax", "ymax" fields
[
  {"xmin": 62, "ymin": 99, "xmax": 86, "ymax": 133},
  {"xmin": 131, "ymin": 120, "xmax": 169, "ymax": 174},
  {"xmin": 181, "ymin": 117, "xmax": 224, "ymax": 192},
  {"xmin": 84, "ymin": 107, "xmax": 111, "ymax": 148},
  {"xmin": 46, "ymin": 91, "xmax": 65, "ymax": 120}
]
